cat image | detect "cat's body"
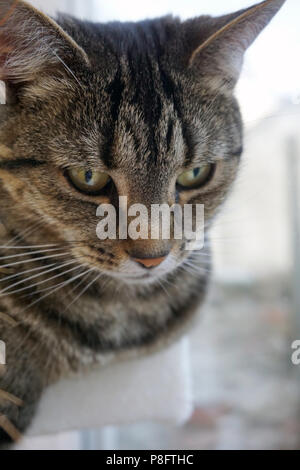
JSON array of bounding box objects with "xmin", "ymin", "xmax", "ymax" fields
[
  {"xmin": 0, "ymin": 231, "xmax": 209, "ymax": 439},
  {"xmin": 0, "ymin": 0, "xmax": 286, "ymax": 443}
]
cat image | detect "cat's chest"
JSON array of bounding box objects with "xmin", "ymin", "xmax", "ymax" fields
[{"xmin": 50, "ymin": 274, "xmax": 207, "ymax": 373}]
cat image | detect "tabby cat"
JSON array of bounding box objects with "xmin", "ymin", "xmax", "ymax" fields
[{"xmin": 0, "ymin": 0, "xmax": 286, "ymax": 443}]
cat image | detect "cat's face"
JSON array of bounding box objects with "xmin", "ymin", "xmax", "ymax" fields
[
  {"xmin": 0, "ymin": 0, "xmax": 285, "ymax": 285},
  {"xmin": 1, "ymin": 60, "xmax": 241, "ymax": 284}
]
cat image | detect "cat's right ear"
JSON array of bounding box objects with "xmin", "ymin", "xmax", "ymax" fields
[
  {"xmin": 0, "ymin": 0, "xmax": 89, "ymax": 87},
  {"xmin": 182, "ymin": 0, "xmax": 286, "ymax": 91}
]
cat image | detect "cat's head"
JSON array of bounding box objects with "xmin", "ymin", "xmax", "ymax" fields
[{"xmin": 0, "ymin": 0, "xmax": 285, "ymax": 285}]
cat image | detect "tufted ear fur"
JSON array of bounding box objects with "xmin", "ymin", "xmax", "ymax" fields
[
  {"xmin": 184, "ymin": 0, "xmax": 286, "ymax": 90},
  {"xmin": 0, "ymin": 0, "xmax": 89, "ymax": 85}
]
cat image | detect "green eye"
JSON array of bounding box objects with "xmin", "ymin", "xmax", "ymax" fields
[
  {"xmin": 177, "ymin": 164, "xmax": 214, "ymax": 189},
  {"xmin": 67, "ymin": 168, "xmax": 111, "ymax": 194}
]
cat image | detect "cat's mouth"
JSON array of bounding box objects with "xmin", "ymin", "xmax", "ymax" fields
[
  {"xmin": 103, "ymin": 268, "xmax": 169, "ymax": 285},
  {"xmin": 102, "ymin": 253, "xmax": 179, "ymax": 285}
]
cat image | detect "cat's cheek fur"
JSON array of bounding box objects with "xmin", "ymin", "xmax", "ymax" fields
[{"xmin": 0, "ymin": 170, "xmax": 27, "ymax": 202}]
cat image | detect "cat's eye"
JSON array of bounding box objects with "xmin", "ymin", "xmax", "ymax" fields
[
  {"xmin": 177, "ymin": 164, "xmax": 214, "ymax": 190},
  {"xmin": 66, "ymin": 168, "xmax": 111, "ymax": 194}
]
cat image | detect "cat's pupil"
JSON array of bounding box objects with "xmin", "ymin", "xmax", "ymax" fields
[
  {"xmin": 193, "ymin": 168, "xmax": 200, "ymax": 178},
  {"xmin": 85, "ymin": 170, "xmax": 93, "ymax": 184}
]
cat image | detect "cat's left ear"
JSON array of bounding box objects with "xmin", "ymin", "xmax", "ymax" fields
[
  {"xmin": 184, "ymin": 0, "xmax": 286, "ymax": 90},
  {"xmin": 0, "ymin": 0, "xmax": 89, "ymax": 84}
]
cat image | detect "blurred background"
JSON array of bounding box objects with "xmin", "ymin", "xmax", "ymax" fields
[{"xmin": 19, "ymin": 0, "xmax": 300, "ymax": 449}]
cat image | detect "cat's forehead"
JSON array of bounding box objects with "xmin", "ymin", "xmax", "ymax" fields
[
  {"xmin": 87, "ymin": 66, "xmax": 240, "ymax": 172},
  {"xmin": 40, "ymin": 67, "xmax": 240, "ymax": 174},
  {"xmin": 98, "ymin": 59, "xmax": 186, "ymax": 171}
]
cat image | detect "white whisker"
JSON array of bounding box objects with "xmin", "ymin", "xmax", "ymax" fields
[
  {"xmin": 0, "ymin": 260, "xmax": 78, "ymax": 296},
  {"xmin": 70, "ymin": 269, "xmax": 94, "ymax": 294},
  {"xmin": 24, "ymin": 269, "xmax": 92, "ymax": 311},
  {"xmin": 155, "ymin": 278, "xmax": 172, "ymax": 298},
  {"xmin": 180, "ymin": 261, "xmax": 211, "ymax": 276},
  {"xmin": 0, "ymin": 247, "xmax": 69, "ymax": 261},
  {"xmin": 65, "ymin": 270, "xmax": 101, "ymax": 311},
  {"xmin": 0, "ymin": 244, "xmax": 60, "ymax": 250},
  {"xmin": 21, "ymin": 264, "xmax": 84, "ymax": 297},
  {"xmin": 52, "ymin": 50, "xmax": 84, "ymax": 89},
  {"xmin": 0, "ymin": 252, "xmax": 70, "ymax": 269},
  {"xmin": 5, "ymin": 220, "xmax": 44, "ymax": 246},
  {"xmin": 0, "ymin": 263, "xmax": 58, "ymax": 283}
]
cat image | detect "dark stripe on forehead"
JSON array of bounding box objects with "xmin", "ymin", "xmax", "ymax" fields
[
  {"xmin": 101, "ymin": 67, "xmax": 125, "ymax": 168},
  {"xmin": 107, "ymin": 68, "xmax": 125, "ymax": 124},
  {"xmin": 145, "ymin": 55, "xmax": 162, "ymax": 164},
  {"xmin": 158, "ymin": 66, "xmax": 194, "ymax": 164},
  {"xmin": 125, "ymin": 119, "xmax": 140, "ymax": 154},
  {"xmin": 127, "ymin": 52, "xmax": 163, "ymax": 164},
  {"xmin": 166, "ymin": 119, "xmax": 173, "ymax": 152},
  {"xmin": 0, "ymin": 159, "xmax": 45, "ymax": 170}
]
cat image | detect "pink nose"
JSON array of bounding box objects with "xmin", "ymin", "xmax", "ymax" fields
[{"xmin": 133, "ymin": 256, "xmax": 166, "ymax": 268}]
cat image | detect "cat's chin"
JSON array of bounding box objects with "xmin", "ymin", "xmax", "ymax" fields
[
  {"xmin": 101, "ymin": 269, "xmax": 174, "ymax": 286},
  {"xmin": 109, "ymin": 272, "xmax": 167, "ymax": 285}
]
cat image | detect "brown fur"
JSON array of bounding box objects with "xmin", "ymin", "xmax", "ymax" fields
[{"xmin": 0, "ymin": 0, "xmax": 286, "ymax": 442}]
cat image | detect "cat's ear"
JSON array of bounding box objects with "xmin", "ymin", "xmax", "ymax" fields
[
  {"xmin": 0, "ymin": 0, "xmax": 89, "ymax": 84},
  {"xmin": 184, "ymin": 0, "xmax": 286, "ymax": 90}
]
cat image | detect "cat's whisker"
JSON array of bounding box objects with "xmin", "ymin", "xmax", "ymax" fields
[
  {"xmin": 0, "ymin": 260, "xmax": 78, "ymax": 297},
  {"xmin": 0, "ymin": 246, "xmax": 71, "ymax": 261},
  {"xmin": 179, "ymin": 266, "xmax": 204, "ymax": 279},
  {"xmin": 183, "ymin": 267, "xmax": 209, "ymax": 278},
  {"xmin": 27, "ymin": 267, "xmax": 89, "ymax": 296},
  {"xmin": 186, "ymin": 259, "xmax": 211, "ymax": 269},
  {"xmin": 52, "ymin": 50, "xmax": 84, "ymax": 89},
  {"xmin": 4, "ymin": 220, "xmax": 42, "ymax": 246},
  {"xmin": 65, "ymin": 269, "xmax": 102, "ymax": 311},
  {"xmin": 70, "ymin": 269, "xmax": 94, "ymax": 294},
  {"xmin": 18, "ymin": 264, "xmax": 84, "ymax": 298},
  {"xmin": 0, "ymin": 251, "xmax": 71, "ymax": 269},
  {"xmin": 185, "ymin": 266, "xmax": 211, "ymax": 276},
  {"xmin": 0, "ymin": 262, "xmax": 59, "ymax": 283},
  {"xmin": 154, "ymin": 278, "xmax": 172, "ymax": 298},
  {"xmin": 23, "ymin": 268, "xmax": 92, "ymax": 311},
  {"xmin": 0, "ymin": 311, "xmax": 18, "ymax": 327},
  {"xmin": 180, "ymin": 261, "xmax": 211, "ymax": 276},
  {"xmin": 0, "ymin": 244, "xmax": 63, "ymax": 250}
]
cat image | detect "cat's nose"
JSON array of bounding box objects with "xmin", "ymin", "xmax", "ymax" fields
[{"xmin": 133, "ymin": 256, "xmax": 166, "ymax": 268}]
